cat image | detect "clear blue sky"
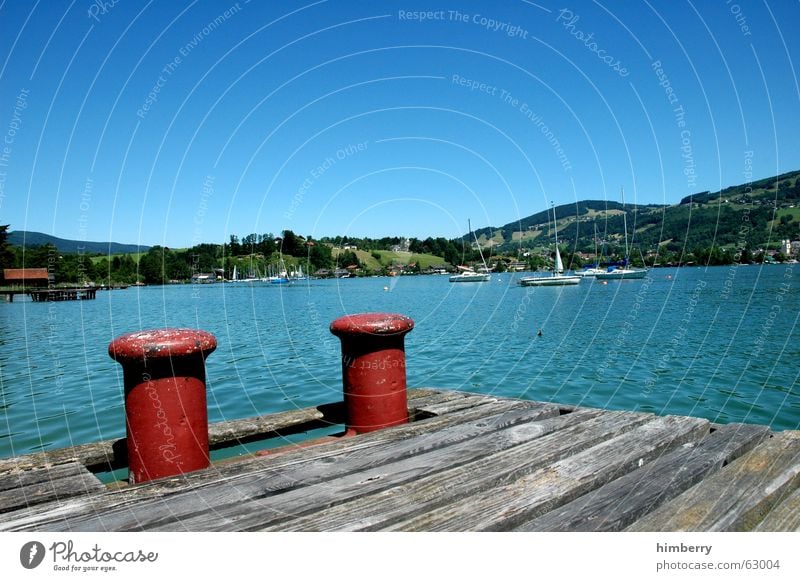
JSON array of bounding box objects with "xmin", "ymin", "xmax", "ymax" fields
[{"xmin": 1, "ymin": 0, "xmax": 798, "ymax": 247}]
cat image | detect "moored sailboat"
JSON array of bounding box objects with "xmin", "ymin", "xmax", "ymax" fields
[
  {"xmin": 575, "ymin": 223, "xmax": 605, "ymax": 277},
  {"xmin": 518, "ymin": 203, "xmax": 581, "ymax": 287},
  {"xmin": 450, "ymin": 220, "xmax": 491, "ymax": 283},
  {"xmin": 595, "ymin": 188, "xmax": 648, "ymax": 280}
]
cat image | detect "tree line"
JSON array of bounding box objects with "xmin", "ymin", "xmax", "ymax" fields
[{"xmin": 2, "ymin": 219, "xmax": 795, "ymax": 287}]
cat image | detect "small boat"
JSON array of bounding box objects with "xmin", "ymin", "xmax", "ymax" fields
[
  {"xmin": 595, "ymin": 263, "xmax": 648, "ymax": 280},
  {"xmin": 575, "ymin": 265, "xmax": 605, "ymax": 278},
  {"xmin": 595, "ymin": 188, "xmax": 648, "ymax": 281},
  {"xmin": 290, "ymin": 265, "xmax": 307, "ymax": 281},
  {"xmin": 450, "ymin": 220, "xmax": 492, "ymax": 283},
  {"xmin": 518, "ymin": 247, "xmax": 581, "ymax": 286},
  {"xmin": 518, "ymin": 203, "xmax": 581, "ymax": 287},
  {"xmin": 267, "ymin": 255, "xmax": 291, "ymax": 284},
  {"xmin": 449, "ymin": 266, "xmax": 491, "ymax": 283},
  {"xmin": 575, "ymin": 223, "xmax": 604, "ymax": 277}
]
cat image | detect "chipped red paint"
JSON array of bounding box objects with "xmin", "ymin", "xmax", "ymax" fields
[
  {"xmin": 108, "ymin": 328, "xmax": 217, "ymax": 484},
  {"xmin": 329, "ymin": 313, "xmax": 414, "ymax": 337},
  {"xmin": 108, "ymin": 328, "xmax": 217, "ymax": 362},
  {"xmin": 330, "ymin": 313, "xmax": 414, "ymax": 434}
]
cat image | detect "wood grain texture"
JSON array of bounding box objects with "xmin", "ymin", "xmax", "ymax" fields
[
  {"xmin": 516, "ymin": 422, "xmax": 770, "ymax": 531},
  {"xmin": 0, "ymin": 463, "xmax": 105, "ymax": 513},
  {"xmin": 0, "ymin": 400, "xmax": 557, "ymax": 531},
  {"xmin": 0, "ymin": 388, "xmax": 792, "ymax": 533},
  {"xmin": 627, "ymin": 430, "xmax": 800, "ymax": 531},
  {"xmin": 264, "ymin": 409, "xmax": 651, "ymax": 531},
  {"xmin": 755, "ymin": 486, "xmax": 800, "ymax": 531},
  {"xmin": 0, "ymin": 389, "xmax": 450, "ymax": 474},
  {"xmin": 385, "ymin": 415, "xmax": 710, "ymax": 531}
]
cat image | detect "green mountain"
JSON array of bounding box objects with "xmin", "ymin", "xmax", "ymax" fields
[
  {"xmin": 7, "ymin": 230, "xmax": 149, "ymax": 255},
  {"xmin": 471, "ymin": 170, "xmax": 800, "ymax": 256}
]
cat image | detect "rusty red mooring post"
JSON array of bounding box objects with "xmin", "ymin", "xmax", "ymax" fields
[
  {"xmin": 329, "ymin": 313, "xmax": 414, "ymax": 434},
  {"xmin": 108, "ymin": 328, "xmax": 217, "ymax": 484}
]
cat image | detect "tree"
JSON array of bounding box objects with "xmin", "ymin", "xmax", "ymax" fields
[
  {"xmin": 0, "ymin": 225, "xmax": 16, "ymax": 272},
  {"xmin": 308, "ymin": 243, "xmax": 333, "ymax": 270},
  {"xmin": 337, "ymin": 250, "xmax": 360, "ymax": 268},
  {"xmin": 138, "ymin": 247, "xmax": 165, "ymax": 284},
  {"xmin": 281, "ymin": 230, "xmax": 305, "ymax": 256},
  {"xmin": 227, "ymin": 235, "xmax": 241, "ymax": 256}
]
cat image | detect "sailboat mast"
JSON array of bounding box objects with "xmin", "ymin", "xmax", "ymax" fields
[
  {"xmin": 621, "ymin": 187, "xmax": 630, "ymax": 261},
  {"xmin": 550, "ymin": 202, "xmax": 564, "ymax": 274},
  {"xmin": 469, "ymin": 219, "xmax": 489, "ymax": 271}
]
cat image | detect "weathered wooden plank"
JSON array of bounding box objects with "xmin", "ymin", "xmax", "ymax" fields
[
  {"xmin": 627, "ymin": 430, "xmax": 800, "ymax": 531},
  {"xmin": 0, "ymin": 463, "xmax": 105, "ymax": 513},
  {"xmin": 406, "ymin": 388, "xmax": 473, "ymax": 408},
  {"xmin": 755, "ymin": 486, "xmax": 800, "ymax": 531},
  {"xmin": 207, "ymin": 405, "xmax": 329, "ymax": 446},
  {"xmin": 0, "ymin": 402, "xmax": 560, "ymax": 531},
  {"xmin": 385, "ymin": 414, "xmax": 710, "ymax": 531},
  {"xmin": 0, "ymin": 396, "xmax": 537, "ymax": 529},
  {"xmin": 0, "ymin": 440, "xmax": 120, "ymax": 474},
  {"xmin": 406, "ymin": 388, "xmax": 442, "ymax": 401},
  {"xmin": 0, "ymin": 389, "xmax": 465, "ymax": 473},
  {"xmin": 263, "ymin": 409, "xmax": 652, "ymax": 531},
  {"xmin": 516, "ymin": 422, "xmax": 770, "ymax": 531},
  {"xmin": 412, "ymin": 394, "xmax": 502, "ymax": 416},
  {"xmin": 0, "ymin": 405, "xmax": 335, "ymax": 473},
  {"xmin": 164, "ymin": 408, "xmax": 616, "ymax": 532}
]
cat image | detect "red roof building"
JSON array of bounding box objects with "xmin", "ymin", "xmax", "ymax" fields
[{"xmin": 3, "ymin": 268, "xmax": 52, "ymax": 286}]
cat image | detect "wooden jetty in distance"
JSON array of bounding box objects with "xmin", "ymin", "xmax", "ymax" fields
[
  {"xmin": 0, "ymin": 389, "xmax": 798, "ymax": 532},
  {"xmin": 28, "ymin": 287, "xmax": 97, "ymax": 301},
  {"xmin": 2, "ymin": 286, "xmax": 101, "ymax": 302}
]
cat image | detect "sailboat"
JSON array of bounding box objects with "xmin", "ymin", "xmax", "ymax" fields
[
  {"xmin": 268, "ymin": 255, "xmax": 290, "ymax": 284},
  {"xmin": 449, "ymin": 220, "xmax": 491, "ymax": 282},
  {"xmin": 596, "ymin": 188, "xmax": 648, "ymax": 280},
  {"xmin": 518, "ymin": 203, "xmax": 581, "ymax": 286},
  {"xmin": 576, "ymin": 222, "xmax": 605, "ymax": 277},
  {"xmin": 290, "ymin": 264, "xmax": 307, "ymax": 281}
]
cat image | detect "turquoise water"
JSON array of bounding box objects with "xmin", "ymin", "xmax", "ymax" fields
[{"xmin": 1, "ymin": 264, "xmax": 798, "ymax": 459}]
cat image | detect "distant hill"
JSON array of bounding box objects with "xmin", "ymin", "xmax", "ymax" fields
[
  {"xmin": 7, "ymin": 231, "xmax": 149, "ymax": 255},
  {"xmin": 469, "ymin": 169, "xmax": 800, "ymax": 254}
]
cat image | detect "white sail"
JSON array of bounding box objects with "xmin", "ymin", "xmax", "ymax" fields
[
  {"xmin": 554, "ymin": 246, "xmax": 564, "ymax": 273},
  {"xmin": 232, "ymin": 265, "xmax": 237, "ymax": 281}
]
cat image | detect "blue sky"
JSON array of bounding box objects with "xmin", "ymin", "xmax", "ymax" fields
[{"xmin": 1, "ymin": 0, "xmax": 798, "ymax": 247}]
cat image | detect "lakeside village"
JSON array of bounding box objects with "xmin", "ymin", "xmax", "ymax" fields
[{"xmin": 1, "ymin": 222, "xmax": 799, "ymax": 291}]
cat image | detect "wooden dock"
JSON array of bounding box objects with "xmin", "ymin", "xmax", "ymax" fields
[
  {"xmin": 1, "ymin": 286, "xmax": 97, "ymax": 302},
  {"xmin": 1, "ymin": 389, "xmax": 798, "ymax": 532}
]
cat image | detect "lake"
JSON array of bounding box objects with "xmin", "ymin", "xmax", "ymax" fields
[{"xmin": 1, "ymin": 264, "xmax": 798, "ymax": 460}]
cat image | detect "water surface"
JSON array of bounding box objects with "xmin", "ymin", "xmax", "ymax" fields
[{"xmin": 1, "ymin": 264, "xmax": 798, "ymax": 459}]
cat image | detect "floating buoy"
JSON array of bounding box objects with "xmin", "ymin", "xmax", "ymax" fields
[
  {"xmin": 601, "ymin": 281, "xmax": 608, "ymax": 285},
  {"xmin": 537, "ymin": 329, "xmax": 542, "ymax": 337},
  {"xmin": 383, "ymin": 286, "xmax": 389, "ymax": 292}
]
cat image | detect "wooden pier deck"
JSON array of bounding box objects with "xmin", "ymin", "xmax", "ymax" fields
[
  {"xmin": 0, "ymin": 389, "xmax": 798, "ymax": 532},
  {"xmin": 1, "ymin": 286, "xmax": 97, "ymax": 302}
]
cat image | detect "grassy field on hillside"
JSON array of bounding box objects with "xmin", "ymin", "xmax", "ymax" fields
[
  {"xmin": 90, "ymin": 252, "xmax": 145, "ymax": 264},
  {"xmin": 333, "ymin": 248, "xmax": 446, "ymax": 270}
]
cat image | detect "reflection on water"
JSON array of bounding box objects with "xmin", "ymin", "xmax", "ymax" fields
[{"xmin": 1, "ymin": 264, "xmax": 798, "ymax": 458}]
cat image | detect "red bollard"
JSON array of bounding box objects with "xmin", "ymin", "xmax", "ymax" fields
[
  {"xmin": 330, "ymin": 313, "xmax": 414, "ymax": 434},
  {"xmin": 108, "ymin": 328, "xmax": 217, "ymax": 484}
]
